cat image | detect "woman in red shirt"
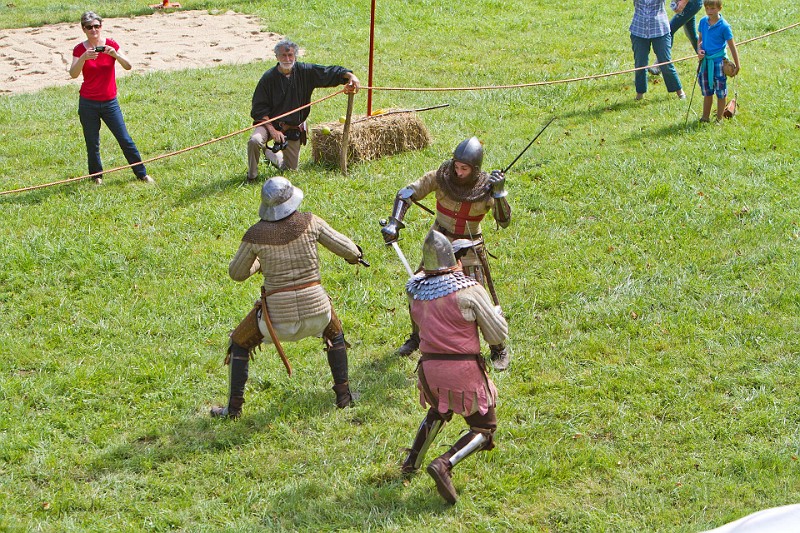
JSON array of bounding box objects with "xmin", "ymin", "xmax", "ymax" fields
[{"xmin": 69, "ymin": 12, "xmax": 153, "ymax": 185}]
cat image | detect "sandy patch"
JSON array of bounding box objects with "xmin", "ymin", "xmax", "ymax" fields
[{"xmin": 0, "ymin": 10, "xmax": 284, "ymax": 95}]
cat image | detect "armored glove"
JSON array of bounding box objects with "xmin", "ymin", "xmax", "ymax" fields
[
  {"xmin": 489, "ymin": 170, "xmax": 507, "ymax": 198},
  {"xmin": 381, "ymin": 187, "xmax": 413, "ymax": 243},
  {"xmin": 380, "ymin": 218, "xmax": 403, "ymax": 243}
]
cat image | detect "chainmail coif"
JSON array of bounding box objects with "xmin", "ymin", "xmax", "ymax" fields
[{"xmin": 434, "ymin": 159, "xmax": 491, "ymax": 203}]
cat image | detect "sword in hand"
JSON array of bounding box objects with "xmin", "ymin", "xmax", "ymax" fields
[{"xmin": 379, "ymin": 219, "xmax": 415, "ymax": 277}]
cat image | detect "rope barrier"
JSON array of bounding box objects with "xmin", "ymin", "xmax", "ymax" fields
[
  {"xmin": 1, "ymin": 21, "xmax": 797, "ymax": 197},
  {"xmin": 365, "ymin": 21, "xmax": 799, "ymax": 92},
  {"xmin": 0, "ymin": 88, "xmax": 346, "ymax": 196}
]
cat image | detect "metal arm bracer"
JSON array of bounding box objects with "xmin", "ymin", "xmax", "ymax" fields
[{"xmin": 381, "ymin": 187, "xmax": 415, "ymax": 243}]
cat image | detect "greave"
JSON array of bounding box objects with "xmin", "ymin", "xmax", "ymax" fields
[
  {"xmin": 211, "ymin": 342, "xmax": 249, "ymax": 418},
  {"xmin": 447, "ymin": 431, "xmax": 490, "ymax": 467},
  {"xmin": 326, "ymin": 333, "xmax": 349, "ymax": 385},
  {"xmin": 402, "ymin": 409, "xmax": 446, "ymax": 474},
  {"xmin": 326, "ymin": 333, "xmax": 352, "ymax": 408}
]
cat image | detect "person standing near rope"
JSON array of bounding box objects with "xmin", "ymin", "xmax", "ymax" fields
[
  {"xmin": 380, "ymin": 137, "xmax": 512, "ymax": 371},
  {"xmin": 697, "ymin": 0, "xmax": 740, "ymax": 123},
  {"xmin": 246, "ymin": 39, "xmax": 361, "ymax": 180},
  {"xmin": 630, "ymin": 0, "xmax": 687, "ymax": 100},
  {"xmin": 69, "ymin": 12, "xmax": 154, "ymax": 185},
  {"xmin": 400, "ymin": 230, "xmax": 508, "ymax": 505},
  {"xmin": 211, "ymin": 176, "xmax": 367, "ymax": 418},
  {"xmin": 648, "ymin": 0, "xmax": 703, "ymax": 75}
]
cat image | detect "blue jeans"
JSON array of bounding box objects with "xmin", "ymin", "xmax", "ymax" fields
[
  {"xmin": 78, "ymin": 97, "xmax": 146, "ymax": 179},
  {"xmin": 670, "ymin": 0, "xmax": 702, "ymax": 52},
  {"xmin": 631, "ymin": 33, "xmax": 682, "ymax": 95}
]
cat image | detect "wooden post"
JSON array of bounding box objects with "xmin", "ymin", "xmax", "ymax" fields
[{"xmin": 340, "ymin": 92, "xmax": 355, "ymax": 175}]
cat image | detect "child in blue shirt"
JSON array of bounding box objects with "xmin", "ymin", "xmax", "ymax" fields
[{"xmin": 697, "ymin": 0, "xmax": 740, "ymax": 122}]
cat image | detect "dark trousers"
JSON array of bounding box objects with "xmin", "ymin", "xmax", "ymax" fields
[{"xmin": 78, "ymin": 97, "xmax": 146, "ymax": 179}]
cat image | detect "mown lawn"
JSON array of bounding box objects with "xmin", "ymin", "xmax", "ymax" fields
[{"xmin": 1, "ymin": 1, "xmax": 799, "ymax": 531}]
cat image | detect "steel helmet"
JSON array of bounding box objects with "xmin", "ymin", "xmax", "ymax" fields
[
  {"xmin": 422, "ymin": 230, "xmax": 457, "ymax": 273},
  {"xmin": 259, "ymin": 176, "xmax": 304, "ymax": 221},
  {"xmin": 452, "ymin": 137, "xmax": 483, "ymax": 174}
]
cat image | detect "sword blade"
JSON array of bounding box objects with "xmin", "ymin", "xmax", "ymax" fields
[{"xmin": 391, "ymin": 241, "xmax": 415, "ymax": 277}]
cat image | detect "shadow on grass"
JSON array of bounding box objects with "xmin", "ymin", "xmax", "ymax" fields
[
  {"xmin": 85, "ymin": 356, "xmax": 456, "ymax": 523},
  {"xmin": 0, "ymin": 175, "xmax": 130, "ymax": 206},
  {"xmin": 171, "ymin": 171, "xmax": 251, "ymax": 208}
]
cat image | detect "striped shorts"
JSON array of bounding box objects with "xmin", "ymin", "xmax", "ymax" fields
[{"xmin": 698, "ymin": 59, "xmax": 728, "ymax": 98}]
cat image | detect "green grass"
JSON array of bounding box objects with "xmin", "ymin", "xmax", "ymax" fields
[{"xmin": 1, "ymin": 0, "xmax": 799, "ymax": 531}]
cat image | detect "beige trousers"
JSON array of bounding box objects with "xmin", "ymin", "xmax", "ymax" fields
[{"xmin": 247, "ymin": 125, "xmax": 302, "ymax": 179}]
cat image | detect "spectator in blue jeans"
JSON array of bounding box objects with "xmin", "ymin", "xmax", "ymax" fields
[
  {"xmin": 670, "ymin": 0, "xmax": 702, "ymax": 52},
  {"xmin": 69, "ymin": 12, "xmax": 153, "ymax": 185},
  {"xmin": 649, "ymin": 0, "xmax": 702, "ymax": 74},
  {"xmin": 630, "ymin": 0, "xmax": 687, "ymax": 101}
]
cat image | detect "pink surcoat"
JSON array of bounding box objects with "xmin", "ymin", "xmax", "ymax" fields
[{"xmin": 410, "ymin": 292, "xmax": 498, "ymax": 416}]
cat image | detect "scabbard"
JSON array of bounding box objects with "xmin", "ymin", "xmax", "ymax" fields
[
  {"xmin": 475, "ymin": 243, "xmax": 500, "ymax": 306},
  {"xmin": 260, "ymin": 286, "xmax": 293, "ymax": 376}
]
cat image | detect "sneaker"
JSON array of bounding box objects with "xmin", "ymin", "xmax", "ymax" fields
[
  {"xmin": 647, "ymin": 66, "xmax": 661, "ymax": 76},
  {"xmin": 635, "ymin": 93, "xmax": 644, "ymax": 101},
  {"xmin": 93, "ymin": 177, "xmax": 103, "ymax": 185},
  {"xmin": 139, "ymin": 175, "xmax": 155, "ymax": 184},
  {"xmin": 677, "ymin": 90, "xmax": 687, "ymax": 100}
]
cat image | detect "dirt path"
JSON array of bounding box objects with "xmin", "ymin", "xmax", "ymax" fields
[{"xmin": 0, "ymin": 10, "xmax": 283, "ymax": 95}]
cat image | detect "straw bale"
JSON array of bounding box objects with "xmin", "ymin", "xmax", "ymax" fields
[{"xmin": 311, "ymin": 111, "xmax": 431, "ymax": 169}]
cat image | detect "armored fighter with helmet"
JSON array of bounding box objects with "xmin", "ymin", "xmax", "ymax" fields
[
  {"xmin": 380, "ymin": 137, "xmax": 512, "ymax": 370},
  {"xmin": 400, "ymin": 230, "xmax": 508, "ymax": 505},
  {"xmin": 211, "ymin": 176, "xmax": 367, "ymax": 418}
]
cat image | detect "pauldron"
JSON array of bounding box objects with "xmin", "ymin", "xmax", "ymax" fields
[{"xmin": 406, "ymin": 270, "xmax": 479, "ymax": 301}]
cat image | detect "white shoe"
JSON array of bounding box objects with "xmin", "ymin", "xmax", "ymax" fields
[{"xmin": 139, "ymin": 175, "xmax": 155, "ymax": 184}]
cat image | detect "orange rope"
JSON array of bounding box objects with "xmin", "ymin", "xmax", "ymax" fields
[
  {"xmin": 366, "ymin": 22, "xmax": 800, "ymax": 92},
  {"xmin": 1, "ymin": 22, "xmax": 797, "ymax": 196},
  {"xmin": 0, "ymin": 88, "xmax": 346, "ymax": 196}
]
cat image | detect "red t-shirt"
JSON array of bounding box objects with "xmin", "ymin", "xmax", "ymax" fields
[{"xmin": 72, "ymin": 38, "xmax": 120, "ymax": 100}]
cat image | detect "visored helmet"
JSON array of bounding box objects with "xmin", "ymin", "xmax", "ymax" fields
[
  {"xmin": 452, "ymin": 137, "xmax": 483, "ymax": 174},
  {"xmin": 422, "ymin": 230, "xmax": 457, "ymax": 274},
  {"xmin": 259, "ymin": 176, "xmax": 303, "ymax": 221}
]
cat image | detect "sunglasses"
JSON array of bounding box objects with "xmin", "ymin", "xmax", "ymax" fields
[{"xmin": 84, "ymin": 24, "xmax": 102, "ymax": 30}]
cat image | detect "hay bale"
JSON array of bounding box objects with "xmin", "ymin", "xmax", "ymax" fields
[{"xmin": 311, "ymin": 111, "xmax": 431, "ymax": 169}]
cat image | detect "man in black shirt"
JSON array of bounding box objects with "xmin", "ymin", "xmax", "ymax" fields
[{"xmin": 247, "ymin": 39, "xmax": 360, "ymax": 180}]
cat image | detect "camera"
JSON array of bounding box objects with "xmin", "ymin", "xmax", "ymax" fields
[
  {"xmin": 268, "ymin": 140, "xmax": 288, "ymax": 153},
  {"xmin": 94, "ymin": 46, "xmax": 106, "ymax": 53}
]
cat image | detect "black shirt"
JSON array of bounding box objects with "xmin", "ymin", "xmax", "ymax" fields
[{"xmin": 250, "ymin": 62, "xmax": 352, "ymax": 126}]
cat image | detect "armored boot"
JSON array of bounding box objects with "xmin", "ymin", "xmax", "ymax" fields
[
  {"xmin": 401, "ymin": 409, "xmax": 447, "ymax": 475},
  {"xmin": 210, "ymin": 342, "xmax": 250, "ymax": 419},
  {"xmin": 426, "ymin": 431, "xmax": 491, "ymax": 504},
  {"xmin": 327, "ymin": 333, "xmax": 352, "ymax": 408},
  {"xmin": 489, "ymin": 344, "xmax": 510, "ymax": 371}
]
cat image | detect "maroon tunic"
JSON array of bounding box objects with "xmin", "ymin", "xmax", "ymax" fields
[{"xmin": 410, "ymin": 292, "xmax": 498, "ymax": 416}]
